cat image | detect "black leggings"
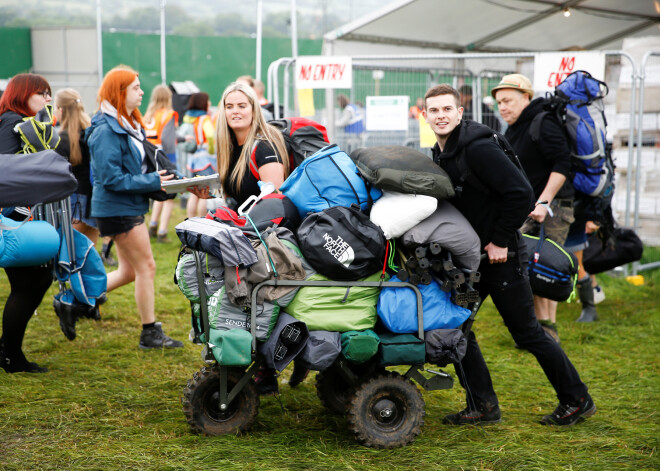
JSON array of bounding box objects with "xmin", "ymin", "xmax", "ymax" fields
[{"xmin": 1, "ymin": 266, "xmax": 52, "ymax": 361}]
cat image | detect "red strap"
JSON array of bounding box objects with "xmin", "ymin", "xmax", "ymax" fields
[
  {"xmin": 381, "ymin": 239, "xmax": 389, "ymax": 278},
  {"xmin": 236, "ymin": 266, "xmax": 241, "ymax": 284}
]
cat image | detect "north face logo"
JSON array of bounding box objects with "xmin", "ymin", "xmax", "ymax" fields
[{"xmin": 322, "ymin": 233, "xmax": 355, "ymax": 267}]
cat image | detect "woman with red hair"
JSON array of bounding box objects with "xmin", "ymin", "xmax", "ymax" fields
[
  {"xmin": 86, "ymin": 65, "xmax": 182, "ymax": 349},
  {"xmin": 0, "ymin": 73, "xmax": 54, "ymax": 372}
]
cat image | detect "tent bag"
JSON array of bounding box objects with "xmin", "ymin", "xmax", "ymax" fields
[
  {"xmin": 279, "ymin": 144, "xmax": 382, "ymax": 218},
  {"xmin": 296, "ymin": 204, "xmax": 386, "ymax": 281},
  {"xmin": 349, "ymin": 145, "xmax": 455, "ymax": 199},
  {"xmin": 208, "ymin": 328, "xmax": 253, "ymax": 366},
  {"xmin": 298, "ymin": 330, "xmax": 342, "ymax": 371},
  {"xmin": 583, "ymin": 228, "xmax": 643, "ymax": 274},
  {"xmin": 285, "ymin": 272, "xmax": 383, "ymax": 332},
  {"xmin": 522, "ymin": 226, "xmax": 578, "ymax": 302},
  {"xmin": 175, "ymin": 251, "xmax": 224, "ymax": 303},
  {"xmin": 369, "ymin": 191, "xmax": 438, "ymax": 239},
  {"xmin": 258, "ymin": 312, "xmax": 309, "ymax": 371},
  {"xmin": 0, "ymin": 216, "xmax": 60, "ymax": 267},
  {"xmin": 340, "ymin": 329, "xmax": 380, "ymax": 363},
  {"xmin": 425, "ymin": 328, "xmax": 467, "ymax": 366},
  {"xmin": 377, "ymin": 275, "xmax": 471, "ymax": 334},
  {"xmin": 377, "ymin": 332, "xmax": 426, "ymax": 367}
]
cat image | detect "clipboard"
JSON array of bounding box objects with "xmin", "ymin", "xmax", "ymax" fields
[{"xmin": 161, "ymin": 174, "xmax": 220, "ymax": 194}]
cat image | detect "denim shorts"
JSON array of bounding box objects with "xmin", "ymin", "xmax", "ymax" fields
[
  {"xmin": 96, "ymin": 215, "xmax": 145, "ymax": 237},
  {"xmin": 70, "ymin": 193, "xmax": 97, "ymax": 228}
]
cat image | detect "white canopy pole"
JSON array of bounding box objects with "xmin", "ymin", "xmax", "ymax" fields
[
  {"xmin": 160, "ymin": 0, "xmax": 166, "ymax": 85},
  {"xmin": 96, "ymin": 0, "xmax": 103, "ymax": 86},
  {"xmin": 256, "ymin": 0, "xmax": 263, "ymax": 81},
  {"xmin": 290, "ymin": 0, "xmax": 298, "ymax": 58}
]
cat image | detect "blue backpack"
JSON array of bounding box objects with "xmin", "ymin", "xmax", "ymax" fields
[
  {"xmin": 280, "ymin": 144, "xmax": 382, "ymax": 218},
  {"xmin": 531, "ymin": 70, "xmax": 614, "ymax": 199}
]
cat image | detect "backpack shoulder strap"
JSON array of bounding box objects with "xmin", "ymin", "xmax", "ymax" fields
[
  {"xmin": 455, "ymin": 145, "xmax": 489, "ymax": 195},
  {"xmin": 528, "ymin": 110, "xmax": 549, "ymax": 145}
]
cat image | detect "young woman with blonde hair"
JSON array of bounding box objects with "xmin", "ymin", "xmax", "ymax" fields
[
  {"xmin": 86, "ymin": 65, "xmax": 182, "ymax": 349},
  {"xmin": 144, "ymin": 84, "xmax": 178, "ymax": 243},
  {"xmin": 54, "ymin": 88, "xmax": 98, "ymax": 244}
]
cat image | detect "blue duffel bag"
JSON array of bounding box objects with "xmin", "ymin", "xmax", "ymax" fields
[
  {"xmin": 280, "ymin": 144, "xmax": 382, "ymax": 218},
  {"xmin": 377, "ymin": 275, "xmax": 471, "ymax": 334}
]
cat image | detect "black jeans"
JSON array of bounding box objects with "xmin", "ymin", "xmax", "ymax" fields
[{"xmin": 454, "ymin": 231, "xmax": 589, "ymax": 407}]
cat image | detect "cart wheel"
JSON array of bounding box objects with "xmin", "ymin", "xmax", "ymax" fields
[
  {"xmin": 315, "ymin": 368, "xmax": 352, "ymax": 414},
  {"xmin": 181, "ymin": 366, "xmax": 259, "ymax": 435},
  {"xmin": 346, "ymin": 371, "xmax": 425, "ymax": 449}
]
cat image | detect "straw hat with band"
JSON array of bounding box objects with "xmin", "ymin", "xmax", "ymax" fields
[{"xmin": 491, "ymin": 74, "xmax": 534, "ymax": 99}]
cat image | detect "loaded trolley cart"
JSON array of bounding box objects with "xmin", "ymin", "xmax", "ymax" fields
[{"xmin": 179, "ymin": 247, "xmax": 483, "ymax": 449}]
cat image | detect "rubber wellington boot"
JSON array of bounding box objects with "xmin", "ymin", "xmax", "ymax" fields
[{"xmin": 576, "ymin": 276, "xmax": 598, "ymax": 322}]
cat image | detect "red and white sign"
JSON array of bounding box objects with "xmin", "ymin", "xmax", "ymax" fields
[
  {"xmin": 533, "ymin": 52, "xmax": 605, "ymax": 94},
  {"xmin": 295, "ymin": 56, "xmax": 352, "ymax": 89}
]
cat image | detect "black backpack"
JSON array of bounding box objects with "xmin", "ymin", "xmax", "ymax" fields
[{"xmin": 296, "ymin": 204, "xmax": 386, "ymax": 281}]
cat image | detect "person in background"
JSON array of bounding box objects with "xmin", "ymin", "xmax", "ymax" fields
[
  {"xmin": 492, "ymin": 74, "xmax": 574, "ymax": 343},
  {"xmin": 459, "ymin": 84, "xmax": 501, "ymax": 132},
  {"xmin": 86, "ymin": 65, "xmax": 183, "ymax": 350},
  {"xmin": 565, "ymin": 210, "xmax": 600, "ymax": 323},
  {"xmin": 178, "ymin": 92, "xmax": 215, "ymax": 218},
  {"xmin": 54, "ymin": 88, "xmax": 98, "ymax": 245},
  {"xmin": 0, "ymin": 73, "xmax": 54, "ymax": 372},
  {"xmin": 144, "ymin": 84, "xmax": 179, "ymax": 243},
  {"xmin": 424, "ymin": 83, "xmax": 595, "ymax": 426},
  {"xmin": 336, "ymin": 93, "xmax": 365, "ymax": 153},
  {"xmin": 409, "ymin": 97, "xmax": 424, "ymax": 119}
]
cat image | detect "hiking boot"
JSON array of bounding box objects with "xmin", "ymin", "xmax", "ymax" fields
[
  {"xmin": 148, "ymin": 224, "xmax": 158, "ymax": 238},
  {"xmin": 139, "ymin": 323, "xmax": 184, "ymax": 349},
  {"xmin": 101, "ymin": 253, "xmax": 118, "ymax": 267},
  {"xmin": 288, "ymin": 360, "xmax": 310, "ymax": 388},
  {"xmin": 188, "ymin": 327, "xmax": 203, "ymax": 345},
  {"xmin": 443, "ymin": 403, "xmax": 501, "ymax": 425},
  {"xmin": 254, "ymin": 366, "xmax": 279, "ymax": 395},
  {"xmin": 576, "ymin": 276, "xmax": 598, "ymax": 322},
  {"xmin": 540, "ymin": 394, "xmax": 597, "ymax": 426},
  {"xmin": 157, "ymin": 232, "xmax": 170, "ymax": 244}
]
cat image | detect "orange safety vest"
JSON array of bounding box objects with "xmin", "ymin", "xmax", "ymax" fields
[
  {"xmin": 192, "ymin": 114, "xmax": 212, "ymax": 146},
  {"xmin": 145, "ymin": 109, "xmax": 178, "ymax": 146}
]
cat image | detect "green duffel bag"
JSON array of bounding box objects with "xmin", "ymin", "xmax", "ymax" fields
[
  {"xmin": 286, "ymin": 272, "xmax": 384, "ymax": 332},
  {"xmin": 377, "ymin": 332, "xmax": 426, "ymax": 367},
  {"xmin": 340, "ymin": 329, "xmax": 380, "ymax": 363},
  {"xmin": 208, "ymin": 328, "xmax": 252, "ymax": 366}
]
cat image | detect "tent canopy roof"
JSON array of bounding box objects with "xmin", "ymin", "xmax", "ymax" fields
[{"xmin": 324, "ymin": 0, "xmax": 660, "ymax": 52}]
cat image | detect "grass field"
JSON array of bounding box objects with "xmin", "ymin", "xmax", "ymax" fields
[{"xmin": 1, "ymin": 205, "xmax": 658, "ymax": 471}]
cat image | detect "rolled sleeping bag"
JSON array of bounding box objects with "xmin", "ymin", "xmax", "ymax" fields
[{"xmin": 0, "ymin": 216, "xmax": 60, "ymax": 267}]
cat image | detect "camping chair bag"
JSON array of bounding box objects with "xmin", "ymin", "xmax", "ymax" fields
[
  {"xmin": 285, "ymin": 272, "xmax": 383, "ymax": 332},
  {"xmin": 377, "ymin": 274, "xmax": 472, "ymax": 334},
  {"xmin": 401, "ymin": 200, "xmax": 481, "ymax": 271},
  {"xmin": 175, "ymin": 251, "xmax": 224, "ymax": 303},
  {"xmin": 298, "ymin": 330, "xmax": 342, "ymax": 371},
  {"xmin": 0, "ymin": 215, "xmax": 60, "ymax": 267},
  {"xmin": 349, "ymin": 145, "xmax": 455, "ymax": 199},
  {"xmin": 369, "ymin": 191, "xmax": 438, "ymax": 239},
  {"xmin": 340, "ymin": 329, "xmax": 380, "ymax": 363},
  {"xmin": 258, "ymin": 312, "xmax": 309, "ymax": 371},
  {"xmin": 377, "ymin": 332, "xmax": 426, "ymax": 367}
]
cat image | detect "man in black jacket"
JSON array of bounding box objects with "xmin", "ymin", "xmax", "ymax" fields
[
  {"xmin": 423, "ymin": 84, "xmax": 595, "ymax": 426},
  {"xmin": 492, "ymin": 74, "xmax": 574, "ymax": 343}
]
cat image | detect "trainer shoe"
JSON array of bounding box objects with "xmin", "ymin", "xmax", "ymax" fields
[
  {"xmin": 148, "ymin": 224, "xmax": 158, "ymax": 238},
  {"xmin": 443, "ymin": 403, "xmax": 501, "ymax": 425},
  {"xmin": 139, "ymin": 322, "xmax": 184, "ymax": 349},
  {"xmin": 540, "ymin": 394, "xmax": 597, "ymax": 426}
]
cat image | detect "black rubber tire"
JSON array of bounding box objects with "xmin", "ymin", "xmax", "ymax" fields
[
  {"xmin": 181, "ymin": 366, "xmax": 259, "ymax": 435},
  {"xmin": 346, "ymin": 371, "xmax": 425, "ymax": 449},
  {"xmin": 315, "ymin": 367, "xmax": 352, "ymax": 414}
]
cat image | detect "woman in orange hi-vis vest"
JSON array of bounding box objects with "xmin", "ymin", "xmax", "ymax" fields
[
  {"xmin": 144, "ymin": 85, "xmax": 179, "ymax": 243},
  {"xmin": 178, "ymin": 92, "xmax": 216, "ymax": 218}
]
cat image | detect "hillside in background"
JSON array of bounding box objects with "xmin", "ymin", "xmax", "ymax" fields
[{"xmin": 0, "ymin": 0, "xmax": 389, "ymax": 37}]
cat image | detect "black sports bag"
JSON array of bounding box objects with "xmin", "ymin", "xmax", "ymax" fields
[
  {"xmin": 522, "ymin": 225, "xmax": 578, "ymax": 302},
  {"xmin": 583, "ymin": 227, "xmax": 643, "ymax": 274},
  {"xmin": 296, "ymin": 204, "xmax": 386, "ymax": 281}
]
